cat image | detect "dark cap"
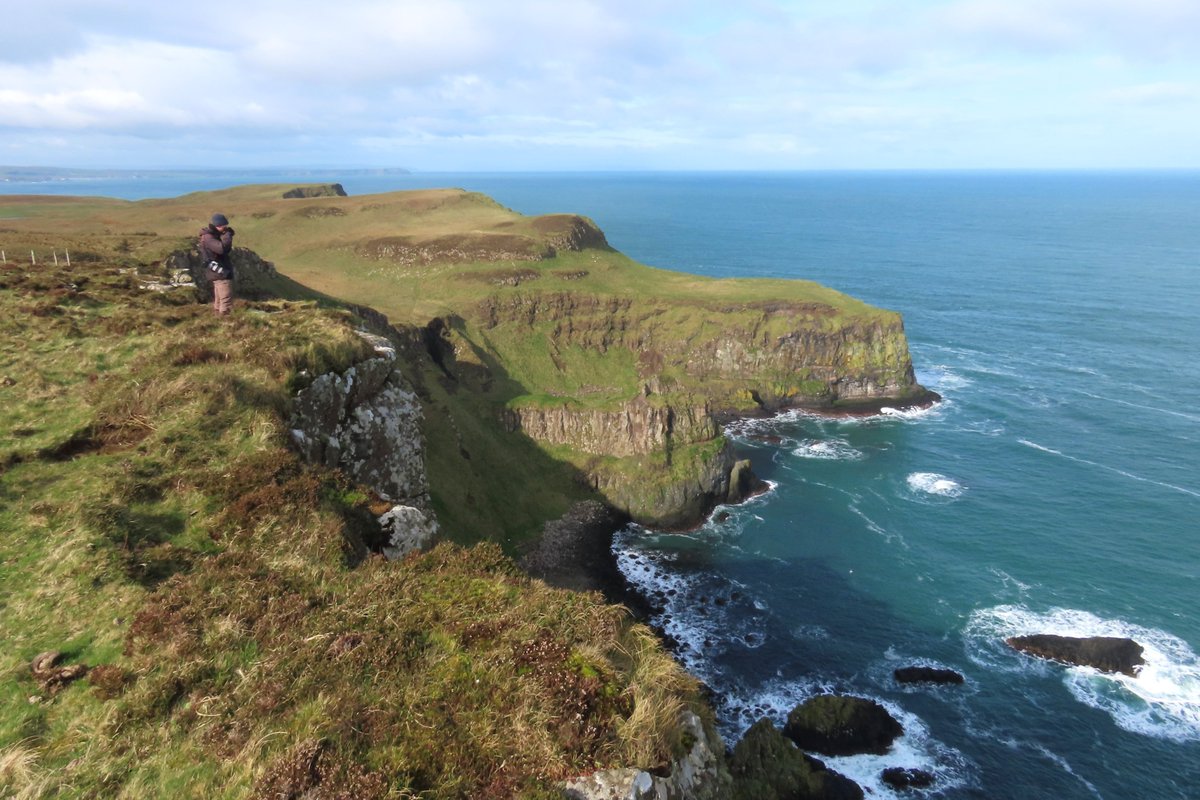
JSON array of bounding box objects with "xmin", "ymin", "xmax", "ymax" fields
[{"xmin": 211, "ymin": 213, "xmax": 229, "ymax": 227}]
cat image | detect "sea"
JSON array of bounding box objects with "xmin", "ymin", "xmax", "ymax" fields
[{"xmin": 4, "ymin": 170, "xmax": 1198, "ymax": 798}]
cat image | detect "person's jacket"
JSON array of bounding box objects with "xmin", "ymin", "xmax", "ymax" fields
[{"xmin": 199, "ymin": 225, "xmax": 235, "ymax": 279}]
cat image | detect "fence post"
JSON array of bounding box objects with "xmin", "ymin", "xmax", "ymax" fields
[
  {"xmin": 31, "ymin": 251, "xmax": 36, "ymax": 265},
  {"xmin": 65, "ymin": 249, "xmax": 70, "ymax": 266},
  {"xmin": 54, "ymin": 250, "xmax": 59, "ymax": 266}
]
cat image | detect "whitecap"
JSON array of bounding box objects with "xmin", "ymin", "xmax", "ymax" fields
[
  {"xmin": 906, "ymin": 472, "xmax": 966, "ymax": 498},
  {"xmin": 963, "ymin": 605, "xmax": 1200, "ymax": 742},
  {"xmin": 792, "ymin": 438, "xmax": 864, "ymax": 461}
]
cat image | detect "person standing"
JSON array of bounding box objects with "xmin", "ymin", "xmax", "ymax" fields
[{"xmin": 199, "ymin": 213, "xmax": 235, "ymax": 315}]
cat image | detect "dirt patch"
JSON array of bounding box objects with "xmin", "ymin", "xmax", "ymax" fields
[
  {"xmin": 455, "ymin": 268, "xmax": 541, "ymax": 287},
  {"xmin": 554, "ymin": 269, "xmax": 590, "ymax": 280},
  {"xmin": 294, "ymin": 206, "xmax": 348, "ymax": 219},
  {"xmin": 712, "ymin": 300, "xmax": 837, "ymax": 316}
]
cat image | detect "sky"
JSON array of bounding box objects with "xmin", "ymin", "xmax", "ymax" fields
[{"xmin": 1, "ymin": 0, "xmax": 1198, "ymax": 171}]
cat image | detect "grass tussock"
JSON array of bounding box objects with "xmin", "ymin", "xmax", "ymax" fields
[{"xmin": 0, "ymin": 258, "xmax": 703, "ymax": 798}]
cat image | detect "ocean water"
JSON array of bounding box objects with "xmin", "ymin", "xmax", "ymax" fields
[{"xmin": 5, "ymin": 170, "xmax": 1199, "ymax": 798}]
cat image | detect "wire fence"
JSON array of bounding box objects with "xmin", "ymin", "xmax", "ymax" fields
[{"xmin": 0, "ymin": 249, "xmax": 71, "ymax": 266}]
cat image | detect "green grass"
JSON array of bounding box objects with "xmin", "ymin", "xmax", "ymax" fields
[{"xmin": 0, "ymin": 259, "xmax": 705, "ymax": 799}]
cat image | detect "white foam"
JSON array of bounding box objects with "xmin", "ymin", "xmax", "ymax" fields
[
  {"xmin": 878, "ymin": 403, "xmax": 941, "ymax": 422},
  {"xmin": 723, "ymin": 400, "xmax": 943, "ymax": 440},
  {"xmin": 964, "ymin": 605, "xmax": 1200, "ymax": 742},
  {"xmin": 916, "ymin": 364, "xmax": 972, "ymax": 392},
  {"xmin": 792, "ymin": 438, "xmax": 864, "ymax": 461},
  {"xmin": 612, "ymin": 528, "xmax": 767, "ymax": 682},
  {"xmin": 906, "ymin": 471, "xmax": 966, "ymax": 498}
]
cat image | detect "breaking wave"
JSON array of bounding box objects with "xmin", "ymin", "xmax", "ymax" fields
[
  {"xmin": 906, "ymin": 472, "xmax": 966, "ymax": 499},
  {"xmin": 964, "ymin": 606, "xmax": 1200, "ymax": 742}
]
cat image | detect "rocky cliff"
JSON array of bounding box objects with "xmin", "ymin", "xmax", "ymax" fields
[
  {"xmin": 501, "ymin": 396, "xmax": 718, "ymax": 457},
  {"xmin": 289, "ymin": 332, "xmax": 439, "ymax": 559}
]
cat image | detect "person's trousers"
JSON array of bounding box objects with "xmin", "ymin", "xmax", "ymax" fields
[{"xmin": 212, "ymin": 279, "xmax": 233, "ymax": 315}]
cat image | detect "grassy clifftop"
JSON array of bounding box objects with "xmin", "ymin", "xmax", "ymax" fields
[
  {"xmin": 0, "ymin": 258, "xmax": 704, "ymax": 798},
  {"xmin": 2, "ymin": 184, "xmax": 930, "ymax": 531}
]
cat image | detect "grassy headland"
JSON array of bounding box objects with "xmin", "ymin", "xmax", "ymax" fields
[{"xmin": 1, "ymin": 184, "xmax": 929, "ymax": 532}]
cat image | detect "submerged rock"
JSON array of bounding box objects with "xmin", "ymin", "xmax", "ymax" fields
[
  {"xmin": 1005, "ymin": 634, "xmax": 1145, "ymax": 676},
  {"xmin": 783, "ymin": 695, "xmax": 904, "ymax": 757},
  {"xmin": 729, "ymin": 718, "xmax": 863, "ymax": 800},
  {"xmin": 893, "ymin": 666, "xmax": 965, "ymax": 685}
]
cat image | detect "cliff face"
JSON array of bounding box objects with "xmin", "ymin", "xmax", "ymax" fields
[
  {"xmin": 501, "ymin": 396, "xmax": 718, "ymax": 457},
  {"xmin": 473, "ymin": 291, "xmax": 923, "ymax": 411}
]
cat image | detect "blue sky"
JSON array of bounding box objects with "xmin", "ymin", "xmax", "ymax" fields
[{"xmin": 1, "ymin": 0, "xmax": 1198, "ymax": 170}]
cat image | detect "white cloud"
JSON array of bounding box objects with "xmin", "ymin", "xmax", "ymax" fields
[{"xmin": 0, "ymin": 0, "xmax": 1198, "ymax": 168}]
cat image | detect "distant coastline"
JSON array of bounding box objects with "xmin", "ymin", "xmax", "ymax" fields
[{"xmin": 0, "ymin": 165, "xmax": 412, "ymax": 183}]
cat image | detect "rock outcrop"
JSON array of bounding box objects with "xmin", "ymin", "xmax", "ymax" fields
[
  {"xmin": 282, "ymin": 183, "xmax": 347, "ymax": 198},
  {"xmin": 783, "ymin": 695, "xmax": 904, "ymax": 757},
  {"xmin": 588, "ymin": 439, "xmax": 759, "ymax": 529},
  {"xmin": 1005, "ymin": 635, "xmax": 1145, "ymax": 677},
  {"xmin": 893, "ymin": 666, "xmax": 965, "ymax": 685},
  {"xmin": 162, "ymin": 247, "xmax": 279, "ymax": 303},
  {"xmin": 289, "ymin": 332, "xmax": 438, "ymax": 559},
  {"xmin": 729, "ymin": 718, "xmax": 863, "ymax": 800},
  {"xmin": 531, "ymin": 214, "xmax": 610, "ymax": 252},
  {"xmin": 563, "ymin": 710, "xmax": 731, "ymax": 800}
]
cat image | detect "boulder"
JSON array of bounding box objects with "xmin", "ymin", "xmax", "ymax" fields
[
  {"xmin": 880, "ymin": 767, "xmax": 935, "ymax": 791},
  {"xmin": 729, "ymin": 718, "xmax": 863, "ymax": 800},
  {"xmin": 893, "ymin": 666, "xmax": 964, "ymax": 685},
  {"xmin": 784, "ymin": 695, "xmax": 903, "ymax": 757},
  {"xmin": 1005, "ymin": 635, "xmax": 1145, "ymax": 677}
]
